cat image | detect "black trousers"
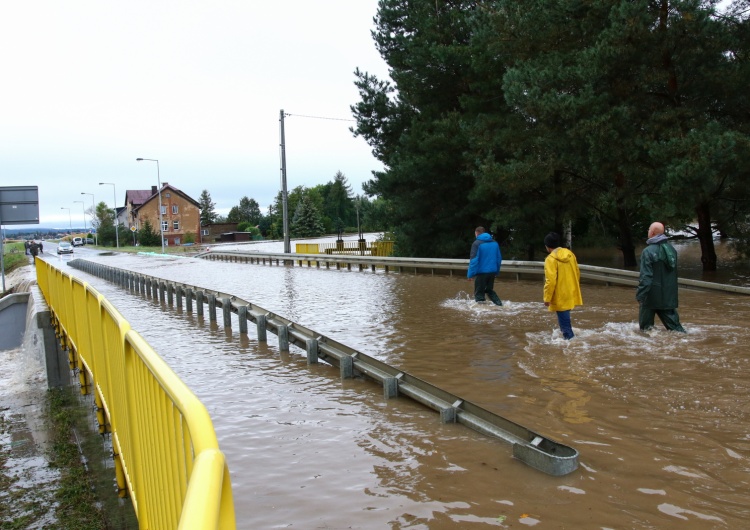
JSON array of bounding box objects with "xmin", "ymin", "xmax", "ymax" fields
[{"xmin": 474, "ymin": 273, "xmax": 502, "ymax": 305}]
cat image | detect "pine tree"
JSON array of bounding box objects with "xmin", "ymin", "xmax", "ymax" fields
[
  {"xmin": 198, "ymin": 189, "xmax": 218, "ymax": 225},
  {"xmin": 291, "ymin": 195, "xmax": 325, "ymax": 238}
]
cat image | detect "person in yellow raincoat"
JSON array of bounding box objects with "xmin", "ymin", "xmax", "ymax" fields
[{"xmin": 543, "ymin": 232, "xmax": 583, "ymax": 339}]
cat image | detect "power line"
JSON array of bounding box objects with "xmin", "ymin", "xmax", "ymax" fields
[{"xmin": 284, "ymin": 112, "xmax": 356, "ymax": 122}]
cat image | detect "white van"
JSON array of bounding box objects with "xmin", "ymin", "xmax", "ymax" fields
[{"xmin": 72, "ymin": 237, "xmax": 84, "ymax": 247}]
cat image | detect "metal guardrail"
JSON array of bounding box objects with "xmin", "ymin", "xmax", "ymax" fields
[
  {"xmin": 68, "ymin": 257, "xmax": 580, "ymax": 476},
  {"xmin": 35, "ymin": 258, "xmax": 236, "ymax": 529},
  {"xmin": 201, "ymin": 251, "xmax": 750, "ymax": 295}
]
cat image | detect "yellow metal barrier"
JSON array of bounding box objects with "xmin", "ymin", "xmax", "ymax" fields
[
  {"xmin": 35, "ymin": 258, "xmax": 236, "ymax": 530},
  {"xmin": 296, "ymin": 240, "xmax": 394, "ymax": 257},
  {"xmin": 294, "ymin": 243, "xmax": 320, "ymax": 254}
]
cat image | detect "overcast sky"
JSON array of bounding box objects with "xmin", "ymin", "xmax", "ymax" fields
[{"xmin": 1, "ymin": 0, "xmax": 389, "ymax": 229}]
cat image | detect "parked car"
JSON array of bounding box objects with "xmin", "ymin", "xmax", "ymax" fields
[
  {"xmin": 85, "ymin": 237, "xmax": 95, "ymax": 245},
  {"xmin": 57, "ymin": 241, "xmax": 74, "ymax": 254},
  {"xmin": 72, "ymin": 237, "xmax": 83, "ymax": 247}
]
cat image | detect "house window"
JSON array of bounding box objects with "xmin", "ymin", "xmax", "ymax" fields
[
  {"xmin": 174, "ymin": 237, "xmax": 181, "ymax": 245},
  {"xmin": 173, "ymin": 221, "xmax": 180, "ymax": 230},
  {"xmin": 201, "ymin": 229, "xmax": 209, "ymax": 236},
  {"xmin": 165, "ymin": 193, "xmax": 171, "ymax": 198},
  {"xmin": 162, "ymin": 220, "xmax": 169, "ymax": 232},
  {"xmin": 161, "ymin": 205, "xmax": 166, "ymax": 215},
  {"xmin": 172, "ymin": 205, "xmax": 178, "ymax": 214}
]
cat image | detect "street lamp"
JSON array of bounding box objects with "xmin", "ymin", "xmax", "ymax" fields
[
  {"xmin": 60, "ymin": 207, "xmax": 72, "ymax": 230},
  {"xmin": 99, "ymin": 182, "xmax": 119, "ymax": 248},
  {"xmin": 136, "ymin": 158, "xmax": 165, "ymax": 254},
  {"xmin": 73, "ymin": 200, "xmax": 87, "ymax": 230},
  {"xmin": 81, "ymin": 193, "xmax": 97, "ymax": 245}
]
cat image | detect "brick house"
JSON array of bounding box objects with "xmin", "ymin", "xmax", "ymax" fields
[{"xmin": 126, "ymin": 183, "xmax": 201, "ymax": 246}]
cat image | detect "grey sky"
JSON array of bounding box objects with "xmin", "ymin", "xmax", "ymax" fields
[{"xmin": 1, "ymin": 1, "xmax": 389, "ymax": 228}]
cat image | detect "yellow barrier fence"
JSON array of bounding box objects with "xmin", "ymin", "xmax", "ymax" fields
[
  {"xmin": 35, "ymin": 258, "xmax": 236, "ymax": 530},
  {"xmin": 295, "ymin": 240, "xmax": 394, "ymax": 257}
]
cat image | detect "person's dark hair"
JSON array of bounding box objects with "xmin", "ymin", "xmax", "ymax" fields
[
  {"xmin": 475, "ymin": 226, "xmax": 485, "ymax": 234},
  {"xmin": 544, "ymin": 232, "xmax": 561, "ymax": 249}
]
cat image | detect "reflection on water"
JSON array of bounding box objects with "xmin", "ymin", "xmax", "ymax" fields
[{"xmin": 59, "ymin": 249, "xmax": 750, "ymax": 529}]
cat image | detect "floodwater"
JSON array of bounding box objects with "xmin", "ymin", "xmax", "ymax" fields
[{"xmin": 43, "ymin": 241, "xmax": 750, "ymax": 529}]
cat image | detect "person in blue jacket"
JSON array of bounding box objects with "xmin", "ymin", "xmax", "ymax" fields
[{"xmin": 468, "ymin": 226, "xmax": 502, "ymax": 305}]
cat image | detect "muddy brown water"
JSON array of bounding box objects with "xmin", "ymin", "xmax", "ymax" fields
[{"xmin": 46, "ymin": 246, "xmax": 750, "ymax": 529}]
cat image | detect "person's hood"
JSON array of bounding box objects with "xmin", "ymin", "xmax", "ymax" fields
[
  {"xmin": 476, "ymin": 232, "xmax": 494, "ymax": 242},
  {"xmin": 646, "ymin": 233, "xmax": 668, "ymax": 245},
  {"xmin": 659, "ymin": 242, "xmax": 677, "ymax": 270},
  {"xmin": 549, "ymin": 247, "xmax": 575, "ymax": 263}
]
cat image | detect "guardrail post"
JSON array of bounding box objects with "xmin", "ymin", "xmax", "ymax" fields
[
  {"xmin": 208, "ymin": 294, "xmax": 216, "ymax": 322},
  {"xmin": 256, "ymin": 314, "xmax": 267, "ymax": 342},
  {"xmin": 238, "ymin": 305, "xmax": 248, "ymax": 334},
  {"xmin": 278, "ymin": 325, "xmax": 289, "ymax": 351},
  {"xmin": 186, "ymin": 288, "xmax": 193, "ymax": 313},
  {"xmin": 222, "ymin": 298, "xmax": 232, "ymax": 328},
  {"xmin": 152, "ymin": 279, "xmax": 159, "ymax": 299},
  {"xmin": 167, "ymin": 283, "xmax": 174, "ymax": 306},
  {"xmin": 159, "ymin": 282, "xmax": 166, "ymax": 303},
  {"xmin": 340, "ymin": 355, "xmax": 353, "ymax": 379},
  {"xmin": 176, "ymin": 285, "xmax": 183, "ymax": 310},
  {"xmin": 196, "ymin": 290, "xmax": 204, "ymax": 317},
  {"xmin": 306, "ymin": 339, "xmax": 318, "ymax": 364},
  {"xmin": 384, "ymin": 377, "xmax": 398, "ymax": 398},
  {"xmin": 440, "ymin": 407, "xmax": 456, "ymax": 423}
]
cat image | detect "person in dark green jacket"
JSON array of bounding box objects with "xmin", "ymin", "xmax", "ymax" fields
[{"xmin": 635, "ymin": 222, "xmax": 686, "ymax": 332}]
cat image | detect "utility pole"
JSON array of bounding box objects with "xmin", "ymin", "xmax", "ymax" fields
[{"xmin": 279, "ymin": 109, "xmax": 290, "ymax": 253}]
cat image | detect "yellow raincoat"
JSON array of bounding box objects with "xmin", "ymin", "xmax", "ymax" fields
[{"xmin": 543, "ymin": 247, "xmax": 583, "ymax": 312}]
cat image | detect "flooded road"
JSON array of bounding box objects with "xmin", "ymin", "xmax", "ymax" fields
[{"xmin": 45, "ymin": 244, "xmax": 750, "ymax": 529}]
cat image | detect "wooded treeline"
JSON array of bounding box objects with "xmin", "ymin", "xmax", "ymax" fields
[
  {"xmin": 199, "ymin": 171, "xmax": 391, "ymax": 240},
  {"xmin": 350, "ymin": 0, "xmax": 750, "ymax": 270}
]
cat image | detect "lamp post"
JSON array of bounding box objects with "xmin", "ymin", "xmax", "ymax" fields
[
  {"xmin": 60, "ymin": 207, "xmax": 72, "ymax": 230},
  {"xmin": 136, "ymin": 158, "xmax": 165, "ymax": 254},
  {"xmin": 99, "ymin": 182, "xmax": 119, "ymax": 248},
  {"xmin": 73, "ymin": 200, "xmax": 87, "ymax": 230},
  {"xmin": 81, "ymin": 193, "xmax": 97, "ymax": 245}
]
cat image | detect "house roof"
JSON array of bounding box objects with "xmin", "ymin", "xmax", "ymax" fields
[
  {"xmin": 125, "ymin": 189, "xmax": 152, "ymax": 208},
  {"xmin": 129, "ymin": 184, "xmax": 200, "ymax": 214}
]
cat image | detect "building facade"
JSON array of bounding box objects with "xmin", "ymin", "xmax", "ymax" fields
[{"xmin": 128, "ymin": 183, "xmax": 201, "ymax": 246}]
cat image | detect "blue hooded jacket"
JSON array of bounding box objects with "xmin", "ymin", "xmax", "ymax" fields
[{"xmin": 467, "ymin": 232, "xmax": 502, "ymax": 278}]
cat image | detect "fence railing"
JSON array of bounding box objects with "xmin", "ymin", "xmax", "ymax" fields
[
  {"xmin": 295, "ymin": 240, "xmax": 394, "ymax": 257},
  {"xmin": 204, "ymin": 251, "xmax": 750, "ymax": 295},
  {"xmin": 35, "ymin": 258, "xmax": 236, "ymax": 529}
]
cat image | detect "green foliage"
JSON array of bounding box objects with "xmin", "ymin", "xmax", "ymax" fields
[
  {"xmin": 183, "ymin": 232, "xmax": 196, "ymax": 244},
  {"xmin": 227, "ymin": 196, "xmax": 261, "ymax": 225},
  {"xmin": 199, "ymin": 189, "xmax": 218, "ymax": 225},
  {"xmin": 350, "ymin": 0, "xmax": 750, "ymax": 269},
  {"xmin": 291, "ymin": 194, "xmax": 325, "ymax": 237},
  {"xmin": 138, "ymin": 218, "xmax": 161, "ymax": 247}
]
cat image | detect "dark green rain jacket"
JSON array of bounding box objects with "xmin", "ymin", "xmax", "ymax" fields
[{"xmin": 636, "ymin": 237, "xmax": 679, "ymax": 309}]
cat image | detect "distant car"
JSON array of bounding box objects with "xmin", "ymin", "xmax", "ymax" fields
[
  {"xmin": 57, "ymin": 241, "xmax": 74, "ymax": 254},
  {"xmin": 72, "ymin": 237, "xmax": 83, "ymax": 247},
  {"xmin": 85, "ymin": 237, "xmax": 95, "ymax": 245}
]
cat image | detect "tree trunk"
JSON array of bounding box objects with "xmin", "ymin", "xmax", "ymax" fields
[
  {"xmin": 614, "ymin": 173, "xmax": 637, "ymax": 267},
  {"xmin": 525, "ymin": 243, "xmax": 535, "ymax": 261},
  {"xmin": 696, "ymin": 201, "xmax": 717, "ymax": 272}
]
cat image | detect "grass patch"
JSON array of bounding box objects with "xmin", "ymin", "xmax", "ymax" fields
[
  {"xmin": 46, "ymin": 387, "xmax": 137, "ymax": 529},
  {"xmin": 2, "ymin": 241, "xmax": 28, "ymax": 274},
  {"xmin": 46, "ymin": 388, "xmax": 110, "ymax": 530}
]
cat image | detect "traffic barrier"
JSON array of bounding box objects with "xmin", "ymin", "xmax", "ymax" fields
[
  {"xmin": 35, "ymin": 258, "xmax": 236, "ymax": 529},
  {"xmin": 67, "ymin": 257, "xmax": 579, "ymax": 476},
  {"xmin": 203, "ymin": 251, "xmax": 750, "ymax": 295}
]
